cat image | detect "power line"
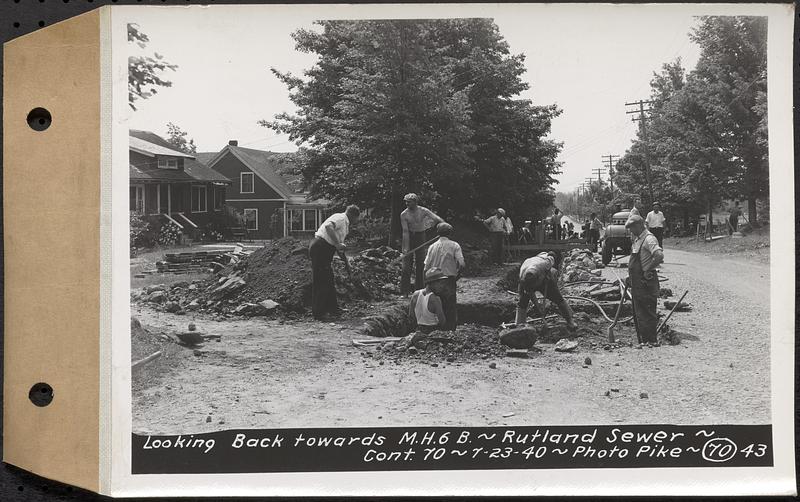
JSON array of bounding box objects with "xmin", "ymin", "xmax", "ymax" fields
[
  {"xmin": 625, "ymin": 99, "xmax": 654, "ymax": 205},
  {"xmin": 601, "ymin": 154, "xmax": 619, "ymax": 193}
]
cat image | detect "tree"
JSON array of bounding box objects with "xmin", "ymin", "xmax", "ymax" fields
[
  {"xmin": 615, "ymin": 16, "xmax": 768, "ymax": 231},
  {"xmin": 128, "ymin": 24, "xmax": 178, "ymax": 111},
  {"xmin": 165, "ymin": 122, "xmax": 197, "ymax": 154},
  {"xmin": 264, "ymin": 19, "xmax": 562, "ymax": 242}
]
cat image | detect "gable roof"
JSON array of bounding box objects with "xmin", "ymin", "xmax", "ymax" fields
[
  {"xmin": 206, "ymin": 145, "xmax": 299, "ymax": 200},
  {"xmin": 129, "ymin": 130, "xmax": 230, "ymax": 184}
]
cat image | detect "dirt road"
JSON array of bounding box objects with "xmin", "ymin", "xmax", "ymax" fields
[{"xmin": 132, "ymin": 248, "xmax": 771, "ymax": 434}]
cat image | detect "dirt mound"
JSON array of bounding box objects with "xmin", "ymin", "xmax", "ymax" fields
[
  {"xmin": 377, "ymin": 325, "xmax": 508, "ymax": 363},
  {"xmin": 131, "ymin": 316, "xmax": 172, "ymax": 362},
  {"xmin": 133, "ymin": 238, "xmax": 403, "ymax": 315}
]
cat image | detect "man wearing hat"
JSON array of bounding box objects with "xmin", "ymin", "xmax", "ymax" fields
[
  {"xmin": 400, "ymin": 193, "xmax": 445, "ymax": 295},
  {"xmin": 424, "ymin": 222, "xmax": 465, "ymax": 331},
  {"xmin": 515, "ymin": 251, "xmax": 577, "ymax": 330},
  {"xmin": 645, "ymin": 202, "xmax": 666, "ymax": 247},
  {"xmin": 408, "ymin": 269, "xmax": 448, "ymax": 334},
  {"xmin": 625, "ymin": 214, "xmax": 664, "ymax": 345},
  {"xmin": 482, "ymin": 208, "xmax": 514, "ymax": 264}
]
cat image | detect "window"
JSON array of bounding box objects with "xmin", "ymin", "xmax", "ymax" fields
[
  {"xmin": 243, "ymin": 209, "xmax": 258, "ymax": 231},
  {"xmin": 303, "ymin": 209, "xmax": 317, "ymax": 231},
  {"xmin": 157, "ymin": 157, "xmax": 178, "ymax": 169},
  {"xmin": 240, "ymin": 172, "xmax": 254, "ymax": 194},
  {"xmin": 191, "ymin": 185, "xmax": 207, "ymax": 213},
  {"xmin": 130, "ymin": 185, "xmax": 144, "ymax": 213},
  {"xmin": 213, "ymin": 186, "xmax": 224, "ymax": 210},
  {"xmin": 288, "ymin": 209, "xmax": 319, "ymax": 232}
]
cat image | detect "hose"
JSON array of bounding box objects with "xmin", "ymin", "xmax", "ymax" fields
[{"xmin": 563, "ymin": 295, "xmax": 634, "ymax": 324}]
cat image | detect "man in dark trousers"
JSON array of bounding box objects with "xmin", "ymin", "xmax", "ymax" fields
[
  {"xmin": 645, "ymin": 202, "xmax": 666, "ymax": 247},
  {"xmin": 424, "ymin": 223, "xmax": 465, "ymax": 331},
  {"xmin": 309, "ymin": 205, "xmax": 360, "ymax": 320},
  {"xmin": 515, "ymin": 252, "xmax": 577, "ymax": 330},
  {"xmin": 400, "ymin": 193, "xmax": 445, "ymax": 295},
  {"xmin": 481, "ymin": 208, "xmax": 513, "ymax": 264},
  {"xmin": 625, "ymin": 215, "xmax": 664, "ymax": 345},
  {"xmin": 551, "ymin": 208, "xmax": 563, "ymax": 241},
  {"xmin": 588, "ymin": 212, "xmax": 602, "ymax": 252},
  {"xmin": 728, "ymin": 202, "xmax": 741, "ymax": 235}
]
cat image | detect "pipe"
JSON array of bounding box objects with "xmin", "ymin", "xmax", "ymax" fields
[{"xmin": 563, "ymin": 295, "xmax": 634, "ymax": 324}]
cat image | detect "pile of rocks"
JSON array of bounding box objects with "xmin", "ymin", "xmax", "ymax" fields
[
  {"xmin": 561, "ymin": 248, "xmax": 606, "ymax": 283},
  {"xmin": 374, "ymin": 325, "xmax": 508, "ymax": 363}
]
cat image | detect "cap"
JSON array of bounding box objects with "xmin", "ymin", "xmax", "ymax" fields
[
  {"xmin": 497, "ymin": 208, "xmax": 506, "ymax": 216},
  {"xmin": 625, "ymin": 214, "xmax": 644, "ymax": 228},
  {"xmin": 403, "ymin": 193, "xmax": 419, "ymax": 202},
  {"xmin": 436, "ymin": 222, "xmax": 453, "ymax": 236},
  {"xmin": 652, "ymin": 201, "xmax": 661, "ymax": 206},
  {"xmin": 424, "ymin": 268, "xmax": 447, "ymax": 284}
]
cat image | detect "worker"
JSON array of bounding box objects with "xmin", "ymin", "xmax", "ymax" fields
[
  {"xmin": 728, "ymin": 201, "xmax": 741, "ymax": 235},
  {"xmin": 645, "ymin": 202, "xmax": 666, "ymax": 247},
  {"xmin": 625, "ymin": 215, "xmax": 664, "ymax": 346},
  {"xmin": 309, "ymin": 204, "xmax": 360, "ymax": 320},
  {"xmin": 409, "ymin": 270, "xmax": 448, "ymax": 334},
  {"xmin": 400, "ymin": 193, "xmax": 445, "ymax": 295},
  {"xmin": 588, "ymin": 212, "xmax": 603, "ymax": 252},
  {"xmin": 481, "ymin": 208, "xmax": 513, "ymax": 264},
  {"xmin": 424, "ymin": 222, "xmax": 464, "ymax": 331},
  {"xmin": 520, "ymin": 220, "xmax": 534, "ymax": 244},
  {"xmin": 515, "ymin": 252, "xmax": 577, "ymax": 330},
  {"xmin": 551, "ymin": 208, "xmax": 563, "ymax": 241}
]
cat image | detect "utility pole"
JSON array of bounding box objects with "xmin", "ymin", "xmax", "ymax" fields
[
  {"xmin": 601, "ymin": 154, "xmax": 619, "ymax": 194},
  {"xmin": 625, "ymin": 100, "xmax": 653, "ymax": 206}
]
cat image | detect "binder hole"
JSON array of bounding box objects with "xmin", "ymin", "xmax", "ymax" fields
[
  {"xmin": 38, "ymin": 21, "xmax": 45, "ymax": 27},
  {"xmin": 13, "ymin": 22, "xmax": 20, "ymax": 28},
  {"xmin": 29, "ymin": 383, "xmax": 53, "ymax": 407},
  {"xmin": 27, "ymin": 108, "xmax": 52, "ymax": 131}
]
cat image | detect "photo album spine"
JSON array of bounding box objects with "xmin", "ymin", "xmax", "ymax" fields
[{"xmin": 3, "ymin": 8, "xmax": 107, "ymax": 493}]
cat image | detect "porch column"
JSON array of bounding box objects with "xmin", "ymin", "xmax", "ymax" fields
[
  {"xmin": 282, "ymin": 202, "xmax": 287, "ymax": 238},
  {"xmin": 167, "ymin": 184, "xmax": 171, "ymax": 214}
]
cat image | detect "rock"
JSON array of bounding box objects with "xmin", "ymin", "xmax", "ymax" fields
[
  {"xmin": 499, "ymin": 326, "xmax": 538, "ymax": 350},
  {"xmin": 446, "ymin": 356, "xmax": 455, "ymax": 363},
  {"xmin": 178, "ymin": 331, "xmax": 205, "ymax": 345},
  {"xmin": 658, "ymin": 287, "xmax": 673, "ymax": 298},
  {"xmin": 582, "ymin": 258, "xmax": 596, "ymax": 269},
  {"xmin": 188, "ymin": 323, "xmax": 197, "ymax": 331},
  {"xmin": 408, "ymin": 346, "xmax": 418, "ymax": 355},
  {"xmin": 188, "ymin": 284, "xmax": 198, "ymax": 290},
  {"xmin": 206, "ymin": 415, "xmax": 212, "ymax": 423},
  {"xmin": 554, "ymin": 339, "xmax": 578, "ymax": 352},
  {"xmin": 291, "ymin": 246, "xmax": 308, "ymax": 257},
  {"xmin": 144, "ymin": 284, "xmax": 166, "ymax": 294},
  {"xmin": 164, "ymin": 301, "xmax": 181, "ymax": 313},
  {"xmin": 147, "ymin": 290, "xmax": 167, "ymax": 303},
  {"xmin": 584, "ymin": 357, "xmax": 592, "ymax": 365},
  {"xmin": 489, "ymin": 362, "xmax": 497, "ymax": 369},
  {"xmin": 663, "ymin": 300, "xmax": 692, "ymax": 311},
  {"xmin": 502, "ymin": 412, "xmax": 515, "ymax": 418},
  {"xmin": 640, "ymin": 392, "xmax": 649, "ymax": 399},
  {"xmin": 611, "ymin": 388, "xmax": 620, "ymax": 392},
  {"xmin": 573, "ymin": 312, "xmax": 592, "ymax": 323},
  {"xmin": 186, "ymin": 300, "xmax": 200, "ymax": 311}
]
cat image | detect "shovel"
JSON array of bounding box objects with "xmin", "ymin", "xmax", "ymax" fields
[{"xmin": 606, "ymin": 280, "xmax": 629, "ymax": 343}]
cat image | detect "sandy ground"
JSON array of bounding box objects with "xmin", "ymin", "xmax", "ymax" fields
[{"xmin": 132, "ymin": 248, "xmax": 771, "ymax": 434}]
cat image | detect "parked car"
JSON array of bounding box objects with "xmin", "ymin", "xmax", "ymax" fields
[{"xmin": 601, "ymin": 209, "xmax": 633, "ymax": 265}]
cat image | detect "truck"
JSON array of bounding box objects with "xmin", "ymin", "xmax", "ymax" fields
[{"xmin": 600, "ymin": 209, "xmax": 633, "ymax": 265}]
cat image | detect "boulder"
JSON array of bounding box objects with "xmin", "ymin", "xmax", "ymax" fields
[
  {"xmin": 554, "ymin": 339, "xmax": 578, "ymax": 352},
  {"xmin": 144, "ymin": 284, "xmax": 166, "ymax": 294},
  {"xmin": 164, "ymin": 301, "xmax": 182, "ymax": 313},
  {"xmin": 499, "ymin": 326, "xmax": 538, "ymax": 350},
  {"xmin": 147, "ymin": 290, "xmax": 167, "ymax": 303}
]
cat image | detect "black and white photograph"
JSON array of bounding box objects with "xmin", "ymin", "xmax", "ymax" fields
[{"xmin": 118, "ymin": 2, "xmax": 794, "ymax": 493}]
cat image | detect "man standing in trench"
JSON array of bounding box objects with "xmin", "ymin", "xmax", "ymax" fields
[
  {"xmin": 515, "ymin": 251, "xmax": 577, "ymax": 331},
  {"xmin": 400, "ymin": 193, "xmax": 445, "ymax": 295},
  {"xmin": 625, "ymin": 214, "xmax": 664, "ymax": 345},
  {"xmin": 309, "ymin": 205, "xmax": 360, "ymax": 320},
  {"xmin": 424, "ymin": 222, "xmax": 465, "ymax": 331}
]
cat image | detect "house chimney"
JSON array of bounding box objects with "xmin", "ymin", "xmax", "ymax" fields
[{"xmin": 228, "ymin": 140, "xmax": 238, "ymax": 146}]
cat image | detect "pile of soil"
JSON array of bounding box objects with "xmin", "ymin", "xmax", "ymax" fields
[
  {"xmin": 133, "ymin": 238, "xmax": 403, "ymax": 315},
  {"xmin": 375, "ymin": 325, "xmax": 509, "ymax": 363},
  {"xmin": 131, "ymin": 316, "xmax": 173, "ymax": 362}
]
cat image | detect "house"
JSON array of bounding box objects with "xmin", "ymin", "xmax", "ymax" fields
[
  {"xmin": 199, "ymin": 141, "xmax": 329, "ymax": 240},
  {"xmin": 129, "ymin": 130, "xmax": 232, "ymax": 236}
]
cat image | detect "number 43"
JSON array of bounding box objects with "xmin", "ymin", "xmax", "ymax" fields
[{"xmin": 741, "ymin": 444, "xmax": 768, "ymax": 457}]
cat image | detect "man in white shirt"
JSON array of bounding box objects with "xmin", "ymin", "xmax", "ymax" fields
[
  {"xmin": 424, "ymin": 223, "xmax": 465, "ymax": 330},
  {"xmin": 482, "ymin": 208, "xmax": 513, "ymax": 264},
  {"xmin": 645, "ymin": 202, "xmax": 666, "ymax": 247},
  {"xmin": 309, "ymin": 205, "xmax": 360, "ymax": 320},
  {"xmin": 625, "ymin": 215, "xmax": 664, "ymax": 345}
]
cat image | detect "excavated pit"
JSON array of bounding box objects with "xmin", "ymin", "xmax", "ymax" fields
[{"xmin": 359, "ymin": 248, "xmax": 644, "ymax": 363}]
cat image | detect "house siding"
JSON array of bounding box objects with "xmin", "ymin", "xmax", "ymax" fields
[
  {"xmin": 224, "ymin": 200, "xmax": 285, "ymax": 239},
  {"xmin": 210, "ymin": 151, "xmax": 284, "ymax": 200}
]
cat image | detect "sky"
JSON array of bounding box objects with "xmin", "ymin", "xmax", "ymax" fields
[{"xmin": 124, "ymin": 4, "xmax": 702, "ymax": 193}]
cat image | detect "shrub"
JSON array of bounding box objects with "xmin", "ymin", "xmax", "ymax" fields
[
  {"xmin": 202, "ymin": 221, "xmax": 225, "ymax": 242},
  {"xmin": 130, "ymin": 211, "xmax": 151, "ymax": 249},
  {"xmin": 349, "ymin": 215, "xmax": 390, "ymax": 245},
  {"xmin": 158, "ymin": 220, "xmax": 183, "ymax": 246}
]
